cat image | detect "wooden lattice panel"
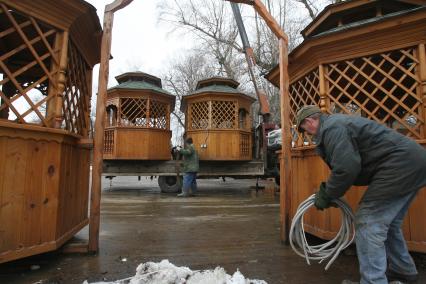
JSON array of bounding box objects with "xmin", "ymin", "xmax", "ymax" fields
[
  {"xmin": 212, "ymin": 100, "xmax": 236, "ymax": 129},
  {"xmin": 104, "ymin": 129, "xmax": 114, "ymax": 154},
  {"xmin": 0, "ymin": 3, "xmax": 59, "ymax": 125},
  {"xmin": 325, "ymin": 47, "xmax": 423, "ymax": 139},
  {"xmin": 289, "ymin": 68, "xmax": 321, "ymax": 147},
  {"xmin": 240, "ymin": 132, "xmax": 250, "ymax": 158},
  {"xmin": 189, "ymin": 101, "xmax": 209, "ymax": 130},
  {"xmin": 119, "ymin": 98, "xmax": 148, "ymax": 127},
  {"xmin": 149, "ymin": 100, "xmax": 168, "ymax": 129},
  {"xmin": 62, "ymin": 42, "xmax": 90, "ymax": 135}
]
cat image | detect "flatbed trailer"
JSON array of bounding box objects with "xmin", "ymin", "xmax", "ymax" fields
[{"xmin": 103, "ymin": 159, "xmax": 265, "ymax": 192}]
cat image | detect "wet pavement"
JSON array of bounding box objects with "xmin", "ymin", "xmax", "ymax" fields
[{"xmin": 0, "ymin": 177, "xmax": 425, "ymax": 284}]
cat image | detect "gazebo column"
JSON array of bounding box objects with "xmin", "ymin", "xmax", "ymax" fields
[
  {"xmin": 418, "ymin": 43, "xmax": 426, "ymax": 140},
  {"xmin": 46, "ymin": 31, "xmax": 69, "ymax": 128},
  {"xmin": 319, "ymin": 64, "xmax": 330, "ymax": 113}
]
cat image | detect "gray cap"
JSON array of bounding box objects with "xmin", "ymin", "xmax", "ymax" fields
[{"xmin": 296, "ymin": 105, "xmax": 321, "ymax": 132}]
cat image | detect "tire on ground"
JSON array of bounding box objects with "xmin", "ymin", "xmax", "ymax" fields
[{"xmin": 158, "ymin": 175, "xmax": 182, "ymax": 193}]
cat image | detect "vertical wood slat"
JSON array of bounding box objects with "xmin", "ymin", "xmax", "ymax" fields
[
  {"xmin": 0, "ymin": 138, "xmax": 27, "ymax": 252},
  {"xmin": 418, "ymin": 43, "xmax": 426, "ymax": 139},
  {"xmin": 22, "ymin": 141, "xmax": 46, "ymax": 247}
]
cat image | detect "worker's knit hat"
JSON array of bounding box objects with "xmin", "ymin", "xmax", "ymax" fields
[{"xmin": 296, "ymin": 105, "xmax": 322, "ymax": 132}]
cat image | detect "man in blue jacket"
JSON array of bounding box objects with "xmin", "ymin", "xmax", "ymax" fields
[{"xmin": 296, "ymin": 105, "xmax": 426, "ymax": 284}]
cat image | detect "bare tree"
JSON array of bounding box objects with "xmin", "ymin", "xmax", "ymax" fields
[
  {"xmin": 158, "ymin": 0, "xmax": 343, "ymax": 124},
  {"xmin": 162, "ymin": 50, "xmax": 216, "ymax": 129}
]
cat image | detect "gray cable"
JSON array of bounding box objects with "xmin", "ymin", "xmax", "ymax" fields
[{"xmin": 289, "ymin": 194, "xmax": 356, "ymax": 270}]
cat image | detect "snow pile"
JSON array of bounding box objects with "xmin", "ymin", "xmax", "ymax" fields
[{"xmin": 85, "ymin": 259, "xmax": 267, "ymax": 284}]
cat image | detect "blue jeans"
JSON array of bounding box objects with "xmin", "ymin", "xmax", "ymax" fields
[
  {"xmin": 355, "ymin": 190, "xmax": 419, "ymax": 284},
  {"xmin": 182, "ymin": 172, "xmax": 197, "ymax": 195}
]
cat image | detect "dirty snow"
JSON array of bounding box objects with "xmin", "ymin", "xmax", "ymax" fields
[{"xmin": 84, "ymin": 259, "xmax": 267, "ymax": 284}]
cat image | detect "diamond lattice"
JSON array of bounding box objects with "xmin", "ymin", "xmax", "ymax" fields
[
  {"xmin": 119, "ymin": 98, "xmax": 148, "ymax": 127},
  {"xmin": 325, "ymin": 47, "xmax": 423, "ymax": 139},
  {"xmin": 289, "ymin": 68, "xmax": 321, "ymax": 147},
  {"xmin": 0, "ymin": 3, "xmax": 59, "ymax": 125},
  {"xmin": 62, "ymin": 42, "xmax": 90, "ymax": 135},
  {"xmin": 189, "ymin": 101, "xmax": 209, "ymax": 129},
  {"xmin": 149, "ymin": 100, "xmax": 168, "ymax": 129},
  {"xmin": 212, "ymin": 100, "xmax": 236, "ymax": 129}
]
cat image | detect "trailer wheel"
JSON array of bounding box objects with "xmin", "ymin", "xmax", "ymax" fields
[{"xmin": 158, "ymin": 176, "xmax": 182, "ymax": 193}]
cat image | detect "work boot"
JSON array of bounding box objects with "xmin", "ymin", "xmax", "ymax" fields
[
  {"xmin": 387, "ymin": 270, "xmax": 418, "ymax": 283},
  {"xmin": 177, "ymin": 193, "xmax": 189, "ymax": 197}
]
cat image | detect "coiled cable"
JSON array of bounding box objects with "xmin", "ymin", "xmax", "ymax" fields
[{"xmin": 289, "ymin": 194, "xmax": 356, "ymax": 270}]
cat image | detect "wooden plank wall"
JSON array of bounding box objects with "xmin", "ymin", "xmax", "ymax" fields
[
  {"xmin": 110, "ymin": 128, "xmax": 172, "ymax": 160},
  {"xmin": 289, "ymin": 147, "xmax": 426, "ymax": 253},
  {"xmin": 0, "ymin": 125, "xmax": 90, "ymax": 263},
  {"xmin": 187, "ymin": 130, "xmax": 252, "ymax": 161}
]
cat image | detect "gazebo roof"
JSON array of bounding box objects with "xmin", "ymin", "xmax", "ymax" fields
[
  {"xmin": 1, "ymin": 0, "xmax": 102, "ymax": 67},
  {"xmin": 265, "ymin": 0, "xmax": 426, "ymax": 87},
  {"xmin": 186, "ymin": 77, "xmax": 254, "ymax": 100},
  {"xmin": 108, "ymin": 72, "xmax": 173, "ymax": 97},
  {"xmin": 301, "ymin": 0, "xmax": 424, "ymax": 39}
]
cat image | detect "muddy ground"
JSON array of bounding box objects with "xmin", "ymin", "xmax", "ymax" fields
[{"xmin": 0, "ymin": 177, "xmax": 425, "ymax": 284}]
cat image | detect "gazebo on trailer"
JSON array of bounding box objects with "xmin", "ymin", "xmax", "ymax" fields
[
  {"xmin": 181, "ymin": 77, "xmax": 256, "ymax": 161},
  {"xmin": 0, "ymin": 0, "xmax": 101, "ymax": 263},
  {"xmin": 266, "ymin": 0, "xmax": 426, "ymax": 252},
  {"xmin": 103, "ymin": 72, "xmax": 175, "ymax": 160}
]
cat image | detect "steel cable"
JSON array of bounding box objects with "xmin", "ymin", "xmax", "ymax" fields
[{"xmin": 289, "ymin": 194, "xmax": 356, "ymax": 270}]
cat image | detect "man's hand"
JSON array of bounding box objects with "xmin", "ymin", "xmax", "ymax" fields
[{"xmin": 314, "ymin": 182, "xmax": 332, "ymax": 210}]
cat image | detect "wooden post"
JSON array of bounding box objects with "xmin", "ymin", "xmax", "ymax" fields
[
  {"xmin": 279, "ymin": 38, "xmax": 292, "ymax": 243},
  {"xmin": 319, "ymin": 64, "xmax": 329, "ymax": 113},
  {"xmin": 229, "ymin": 0, "xmax": 292, "ymax": 243},
  {"xmin": 49, "ymin": 31, "xmax": 68, "ymax": 129},
  {"xmin": 88, "ymin": 0, "xmax": 133, "ymax": 253},
  {"xmin": 418, "ymin": 43, "xmax": 426, "ymax": 140}
]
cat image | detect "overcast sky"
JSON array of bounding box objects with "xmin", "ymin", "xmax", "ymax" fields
[{"xmin": 86, "ymin": 0, "xmax": 188, "ymax": 88}]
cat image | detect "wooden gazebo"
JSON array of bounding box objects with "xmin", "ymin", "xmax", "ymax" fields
[
  {"xmin": 181, "ymin": 77, "xmax": 255, "ymax": 161},
  {"xmin": 103, "ymin": 72, "xmax": 175, "ymax": 160},
  {"xmin": 266, "ymin": 0, "xmax": 426, "ymax": 252},
  {"xmin": 0, "ymin": 0, "xmax": 101, "ymax": 263}
]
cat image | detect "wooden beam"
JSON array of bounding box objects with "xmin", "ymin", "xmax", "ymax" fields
[
  {"xmin": 105, "ymin": 0, "xmax": 133, "ymax": 13},
  {"xmin": 227, "ymin": 0, "xmax": 287, "ymax": 42},
  {"xmin": 88, "ymin": 0, "xmax": 134, "ymax": 253},
  {"xmin": 279, "ymin": 38, "xmax": 292, "ymax": 243},
  {"xmin": 232, "ymin": 0, "xmax": 292, "ymax": 242}
]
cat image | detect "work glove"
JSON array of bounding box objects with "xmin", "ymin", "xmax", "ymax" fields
[{"xmin": 314, "ymin": 182, "xmax": 333, "ymax": 210}]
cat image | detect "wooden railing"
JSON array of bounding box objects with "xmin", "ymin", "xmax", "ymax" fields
[{"xmin": 103, "ymin": 128, "xmax": 115, "ymax": 155}]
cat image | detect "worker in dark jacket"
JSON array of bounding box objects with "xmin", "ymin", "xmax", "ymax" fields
[
  {"xmin": 296, "ymin": 105, "xmax": 426, "ymax": 284},
  {"xmin": 177, "ymin": 137, "xmax": 199, "ymax": 197}
]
